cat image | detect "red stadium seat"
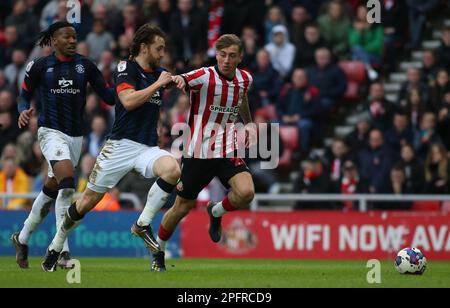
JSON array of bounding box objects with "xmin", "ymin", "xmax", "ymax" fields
[
  {"xmin": 338, "ymin": 61, "xmax": 366, "ymax": 102},
  {"xmin": 279, "ymin": 126, "xmax": 299, "ymax": 151},
  {"xmin": 255, "ymin": 104, "xmax": 277, "ymax": 122},
  {"xmin": 338, "ymin": 61, "xmax": 366, "ymax": 83},
  {"xmin": 278, "ymin": 126, "xmax": 300, "ymax": 169},
  {"xmin": 343, "ymin": 81, "xmax": 360, "ymax": 102},
  {"xmin": 411, "ymin": 201, "xmax": 441, "ymax": 211}
]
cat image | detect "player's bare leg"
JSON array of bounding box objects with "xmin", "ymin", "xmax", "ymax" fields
[
  {"xmin": 12, "ymin": 177, "xmax": 58, "ymax": 269},
  {"xmin": 42, "ymin": 188, "xmax": 104, "ymax": 272},
  {"xmin": 159, "ymin": 196, "xmax": 196, "ymax": 247},
  {"xmin": 208, "ymin": 172, "xmax": 255, "ymax": 242},
  {"xmin": 131, "ymin": 156, "xmax": 180, "ymax": 255}
]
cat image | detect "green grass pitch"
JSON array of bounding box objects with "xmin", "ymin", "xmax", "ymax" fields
[{"xmin": 0, "ymin": 257, "xmax": 449, "ymax": 288}]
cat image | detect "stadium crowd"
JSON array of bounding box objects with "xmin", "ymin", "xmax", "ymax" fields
[{"xmin": 1, "ymin": 0, "xmax": 450, "ymax": 211}]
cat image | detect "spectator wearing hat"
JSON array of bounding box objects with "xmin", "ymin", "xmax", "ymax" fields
[{"xmin": 264, "ymin": 24, "xmax": 296, "ymax": 79}]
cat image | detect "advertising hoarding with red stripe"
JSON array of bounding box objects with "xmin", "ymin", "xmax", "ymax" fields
[{"xmin": 181, "ymin": 211, "xmax": 450, "ymax": 260}]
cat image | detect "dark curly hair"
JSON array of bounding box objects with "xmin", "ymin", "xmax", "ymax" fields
[
  {"xmin": 129, "ymin": 24, "xmax": 166, "ymax": 58},
  {"xmin": 37, "ymin": 21, "xmax": 75, "ymax": 47}
]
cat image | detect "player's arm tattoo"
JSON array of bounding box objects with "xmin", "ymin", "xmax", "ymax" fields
[{"xmin": 239, "ymin": 94, "xmax": 253, "ymax": 124}]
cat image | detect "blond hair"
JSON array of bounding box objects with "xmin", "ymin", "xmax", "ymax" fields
[{"xmin": 215, "ymin": 34, "xmax": 243, "ymax": 53}]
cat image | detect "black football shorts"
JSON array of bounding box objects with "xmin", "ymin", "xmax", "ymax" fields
[{"xmin": 176, "ymin": 157, "xmax": 250, "ymax": 200}]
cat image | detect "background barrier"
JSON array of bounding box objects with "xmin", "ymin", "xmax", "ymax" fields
[{"xmin": 0, "ymin": 211, "xmax": 181, "ymax": 258}]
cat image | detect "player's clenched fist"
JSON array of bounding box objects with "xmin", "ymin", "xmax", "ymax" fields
[
  {"xmin": 18, "ymin": 108, "xmax": 34, "ymax": 129},
  {"xmin": 157, "ymin": 71, "xmax": 173, "ymax": 87}
]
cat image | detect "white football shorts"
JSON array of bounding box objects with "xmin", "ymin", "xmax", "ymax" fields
[
  {"xmin": 37, "ymin": 127, "xmax": 83, "ymax": 178},
  {"xmin": 87, "ymin": 138, "xmax": 173, "ymax": 193}
]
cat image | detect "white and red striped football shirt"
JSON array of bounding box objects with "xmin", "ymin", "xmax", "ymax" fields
[{"xmin": 181, "ymin": 66, "xmax": 253, "ymax": 159}]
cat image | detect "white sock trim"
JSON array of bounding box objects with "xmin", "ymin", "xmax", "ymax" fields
[
  {"xmin": 212, "ymin": 202, "xmax": 227, "ymax": 218},
  {"xmin": 157, "ymin": 236, "xmax": 167, "ymax": 252}
]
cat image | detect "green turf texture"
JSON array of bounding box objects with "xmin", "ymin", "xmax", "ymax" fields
[{"xmin": 0, "ymin": 257, "xmax": 449, "ymax": 288}]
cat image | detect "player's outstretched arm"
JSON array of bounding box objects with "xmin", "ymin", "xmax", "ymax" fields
[
  {"xmin": 118, "ymin": 71, "xmax": 173, "ymax": 111},
  {"xmin": 172, "ymin": 75, "xmax": 187, "ymax": 93}
]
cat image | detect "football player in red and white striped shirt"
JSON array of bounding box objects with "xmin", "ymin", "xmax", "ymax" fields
[{"xmin": 152, "ymin": 34, "xmax": 257, "ymax": 271}]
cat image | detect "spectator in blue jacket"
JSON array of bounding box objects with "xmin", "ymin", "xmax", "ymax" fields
[
  {"xmin": 307, "ymin": 47, "xmax": 347, "ymax": 112},
  {"xmin": 358, "ymin": 129, "xmax": 397, "ymax": 193},
  {"xmin": 384, "ymin": 111, "xmax": 415, "ymax": 153},
  {"xmin": 277, "ymin": 68, "xmax": 320, "ymax": 152},
  {"xmin": 249, "ymin": 49, "xmax": 283, "ymax": 111}
]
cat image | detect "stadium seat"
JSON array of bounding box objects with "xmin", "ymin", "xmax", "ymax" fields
[
  {"xmin": 411, "ymin": 201, "xmax": 441, "ymax": 211},
  {"xmin": 441, "ymin": 201, "xmax": 450, "ymax": 213},
  {"xmin": 255, "ymin": 104, "xmax": 277, "ymax": 122},
  {"xmin": 279, "ymin": 125, "xmax": 299, "ymax": 150},
  {"xmin": 278, "ymin": 126, "xmax": 300, "ymax": 169},
  {"xmin": 339, "ymin": 61, "xmax": 366, "ymax": 83},
  {"xmin": 338, "ymin": 61, "xmax": 366, "ymax": 102}
]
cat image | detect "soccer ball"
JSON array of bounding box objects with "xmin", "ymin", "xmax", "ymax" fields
[{"xmin": 394, "ymin": 247, "xmax": 427, "ymax": 275}]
